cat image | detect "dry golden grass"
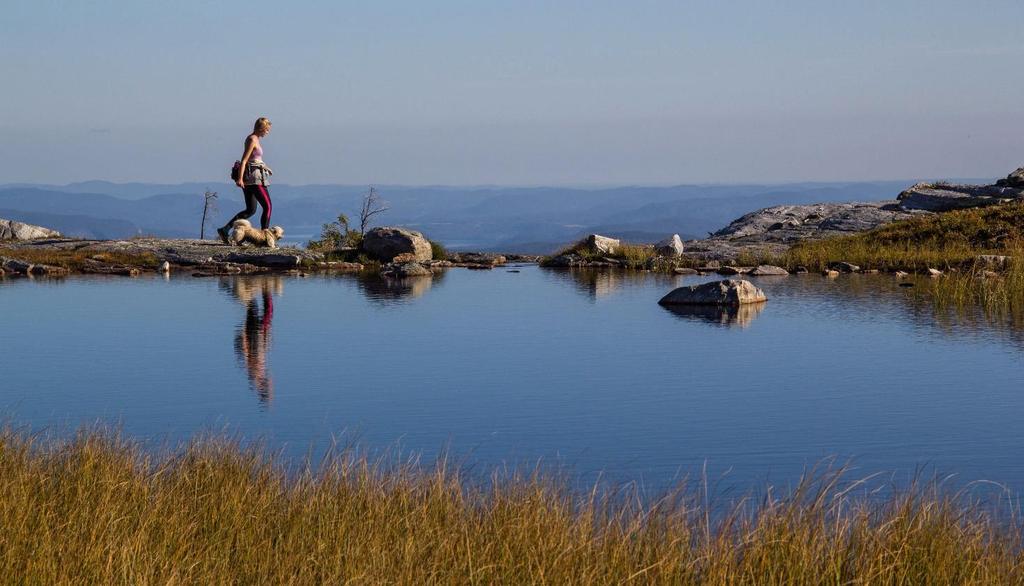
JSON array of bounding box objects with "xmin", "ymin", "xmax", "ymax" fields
[
  {"xmin": 0, "ymin": 429, "xmax": 1021, "ymax": 584},
  {"xmin": 775, "ymin": 202, "xmax": 1024, "ymax": 273},
  {"xmin": 0, "ymin": 246, "xmax": 160, "ymax": 271}
]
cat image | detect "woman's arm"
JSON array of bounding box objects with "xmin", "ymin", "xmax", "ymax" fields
[{"xmin": 236, "ymin": 135, "xmax": 256, "ymax": 188}]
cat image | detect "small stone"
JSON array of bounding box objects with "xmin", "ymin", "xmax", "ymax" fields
[
  {"xmin": 894, "ymin": 271, "xmax": 910, "ymax": 278},
  {"xmin": 159, "ymin": 261, "xmax": 171, "ymax": 273},
  {"xmin": 834, "ymin": 262, "xmax": 860, "ymax": 273},
  {"xmin": 674, "ymin": 267, "xmax": 700, "ymax": 275},
  {"xmin": 750, "ymin": 264, "xmax": 789, "ymax": 276},
  {"xmin": 926, "ymin": 268, "xmax": 943, "ymax": 277},
  {"xmin": 823, "ymin": 269, "xmax": 840, "ymax": 278}
]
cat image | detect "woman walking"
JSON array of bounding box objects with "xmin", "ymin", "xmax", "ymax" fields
[{"xmin": 218, "ymin": 117, "xmax": 274, "ymax": 243}]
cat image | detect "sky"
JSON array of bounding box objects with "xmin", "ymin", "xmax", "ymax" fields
[{"xmin": 3, "ymin": 0, "xmax": 1024, "ymax": 185}]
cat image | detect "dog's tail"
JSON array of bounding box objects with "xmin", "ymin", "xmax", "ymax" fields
[{"xmin": 232, "ymin": 219, "xmax": 252, "ymax": 229}]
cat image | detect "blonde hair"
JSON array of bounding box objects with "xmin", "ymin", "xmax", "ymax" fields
[{"xmin": 253, "ymin": 117, "xmax": 272, "ymax": 134}]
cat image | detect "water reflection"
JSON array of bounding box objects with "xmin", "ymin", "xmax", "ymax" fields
[
  {"xmin": 661, "ymin": 302, "xmax": 765, "ymax": 328},
  {"xmin": 355, "ymin": 271, "xmax": 445, "ymax": 305},
  {"xmin": 220, "ymin": 277, "xmax": 282, "ymax": 406},
  {"xmin": 543, "ymin": 268, "xmax": 679, "ymax": 301}
]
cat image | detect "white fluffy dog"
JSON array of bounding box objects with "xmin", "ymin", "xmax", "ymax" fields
[{"xmin": 229, "ymin": 219, "xmax": 284, "ymax": 249}]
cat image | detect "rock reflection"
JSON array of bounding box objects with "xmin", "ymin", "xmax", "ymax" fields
[
  {"xmin": 355, "ymin": 271, "xmax": 445, "ymax": 305},
  {"xmin": 220, "ymin": 277, "xmax": 282, "ymax": 406},
  {"xmin": 545, "ymin": 268, "xmax": 678, "ymax": 301},
  {"xmin": 661, "ymin": 302, "xmax": 765, "ymax": 328}
]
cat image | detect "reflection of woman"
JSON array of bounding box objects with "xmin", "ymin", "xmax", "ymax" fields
[{"xmin": 223, "ymin": 278, "xmax": 281, "ymax": 405}]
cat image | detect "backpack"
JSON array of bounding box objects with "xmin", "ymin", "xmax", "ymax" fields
[{"xmin": 231, "ymin": 160, "xmax": 242, "ymax": 182}]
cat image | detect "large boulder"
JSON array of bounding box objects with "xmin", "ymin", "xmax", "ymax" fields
[
  {"xmin": 658, "ymin": 279, "xmax": 767, "ymax": 306},
  {"xmin": 579, "ymin": 234, "xmax": 620, "ymax": 255},
  {"xmin": 0, "ymin": 218, "xmax": 61, "ymax": 240},
  {"xmin": 655, "ymin": 234, "xmax": 685, "ymax": 257},
  {"xmin": 362, "ymin": 227, "xmax": 433, "ymax": 262},
  {"xmin": 995, "ymin": 167, "xmax": 1024, "ymax": 189}
]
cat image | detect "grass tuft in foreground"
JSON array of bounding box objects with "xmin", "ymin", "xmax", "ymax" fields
[{"xmin": 0, "ymin": 428, "xmax": 1021, "ymax": 583}]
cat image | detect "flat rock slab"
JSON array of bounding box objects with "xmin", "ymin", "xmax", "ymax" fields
[
  {"xmin": 0, "ymin": 238, "xmax": 322, "ymax": 269},
  {"xmin": 658, "ymin": 279, "xmax": 767, "ymax": 306}
]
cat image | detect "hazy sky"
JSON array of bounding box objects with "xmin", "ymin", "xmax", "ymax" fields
[{"xmin": 3, "ymin": 0, "xmax": 1024, "ymax": 185}]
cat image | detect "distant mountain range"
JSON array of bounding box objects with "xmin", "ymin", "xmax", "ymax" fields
[{"xmin": 0, "ymin": 179, "xmax": 991, "ymax": 252}]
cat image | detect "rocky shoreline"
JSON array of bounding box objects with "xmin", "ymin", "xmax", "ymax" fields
[
  {"xmin": 0, "ymin": 234, "xmax": 539, "ymax": 279},
  {"xmin": 545, "ymin": 169, "xmax": 1024, "ymax": 269},
  {"xmin": 4, "ymin": 169, "xmax": 1024, "ymax": 279}
]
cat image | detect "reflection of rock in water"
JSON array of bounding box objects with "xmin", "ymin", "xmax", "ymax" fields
[
  {"xmin": 355, "ymin": 271, "xmax": 444, "ymax": 304},
  {"xmin": 661, "ymin": 302, "xmax": 765, "ymax": 328},
  {"xmin": 548, "ymin": 269, "xmax": 677, "ymax": 300}
]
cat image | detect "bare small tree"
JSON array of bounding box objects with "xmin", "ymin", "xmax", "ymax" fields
[
  {"xmin": 358, "ymin": 186, "xmax": 389, "ymax": 235},
  {"xmin": 200, "ymin": 189, "xmax": 218, "ymax": 239}
]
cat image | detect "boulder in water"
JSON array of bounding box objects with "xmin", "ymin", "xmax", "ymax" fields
[{"xmin": 658, "ymin": 279, "xmax": 767, "ymax": 306}]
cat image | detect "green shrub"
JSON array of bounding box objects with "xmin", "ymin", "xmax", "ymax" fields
[{"xmin": 429, "ymin": 240, "xmax": 447, "ymax": 261}]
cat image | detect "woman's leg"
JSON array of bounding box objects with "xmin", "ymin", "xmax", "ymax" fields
[
  {"xmin": 218, "ymin": 188, "xmax": 259, "ymax": 243},
  {"xmin": 253, "ymin": 185, "xmax": 273, "ymax": 230},
  {"xmin": 227, "ymin": 188, "xmax": 259, "ymax": 226}
]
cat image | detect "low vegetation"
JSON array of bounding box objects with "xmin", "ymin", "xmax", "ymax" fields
[
  {"xmin": 0, "ymin": 246, "xmax": 160, "ymax": 271},
  {"xmin": 778, "ymin": 203, "xmax": 1024, "ymax": 272},
  {"xmin": 545, "ymin": 240, "xmax": 661, "ymax": 270},
  {"xmin": 0, "ymin": 428, "xmax": 1020, "ymax": 584}
]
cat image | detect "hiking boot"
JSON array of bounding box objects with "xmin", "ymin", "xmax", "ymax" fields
[{"xmin": 217, "ymin": 226, "xmax": 230, "ymax": 244}]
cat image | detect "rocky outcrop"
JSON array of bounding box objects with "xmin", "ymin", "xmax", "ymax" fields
[
  {"xmin": 658, "ymin": 279, "xmax": 767, "ymax": 306},
  {"xmin": 362, "ymin": 227, "xmax": 433, "ymax": 262},
  {"xmin": 0, "ymin": 218, "xmax": 60, "ymax": 240},
  {"xmin": 897, "ymin": 182, "xmax": 1023, "ymax": 211},
  {"xmin": 655, "ymin": 234, "xmax": 684, "ymax": 257},
  {"xmin": 682, "ymin": 202, "xmax": 924, "ymax": 262}
]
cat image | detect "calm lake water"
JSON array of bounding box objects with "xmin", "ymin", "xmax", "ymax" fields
[{"xmin": 3, "ymin": 266, "xmax": 1024, "ymax": 492}]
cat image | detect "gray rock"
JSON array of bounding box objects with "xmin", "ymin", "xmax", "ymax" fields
[
  {"xmin": 673, "ymin": 267, "xmax": 700, "ymax": 275},
  {"xmin": 995, "ymin": 167, "xmax": 1024, "ymax": 188},
  {"xmin": 544, "ymin": 254, "xmax": 581, "ymax": 268},
  {"xmin": 225, "ymin": 252, "xmax": 301, "ymax": 268},
  {"xmin": 1, "ymin": 258, "xmax": 33, "ymax": 274},
  {"xmin": 654, "ymin": 234, "xmax": 684, "ymax": 257},
  {"xmin": 578, "ymin": 234, "xmax": 620, "ymax": 255},
  {"xmin": 0, "ymin": 218, "xmax": 61, "ymax": 240},
  {"xmin": 897, "ymin": 182, "xmax": 1023, "ymax": 211},
  {"xmin": 362, "ymin": 227, "xmax": 433, "ymax": 262},
  {"xmin": 29, "ymin": 264, "xmax": 69, "ymax": 276},
  {"xmin": 976, "ymin": 255, "xmax": 1012, "ymax": 269},
  {"xmin": 449, "ymin": 252, "xmax": 507, "ymax": 266},
  {"xmin": 717, "ymin": 266, "xmax": 752, "ymax": 275},
  {"xmin": 382, "ymin": 261, "xmax": 432, "ymax": 278},
  {"xmin": 833, "ymin": 262, "xmax": 860, "ymax": 273},
  {"xmin": 750, "ymin": 264, "xmax": 789, "ymax": 276},
  {"xmin": 658, "ymin": 279, "xmax": 767, "ymax": 306}
]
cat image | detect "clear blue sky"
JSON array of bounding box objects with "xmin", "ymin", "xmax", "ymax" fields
[{"xmin": 3, "ymin": 0, "xmax": 1023, "ymax": 185}]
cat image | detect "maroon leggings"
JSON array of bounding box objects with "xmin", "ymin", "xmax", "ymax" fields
[{"xmin": 227, "ymin": 184, "xmax": 272, "ymax": 230}]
